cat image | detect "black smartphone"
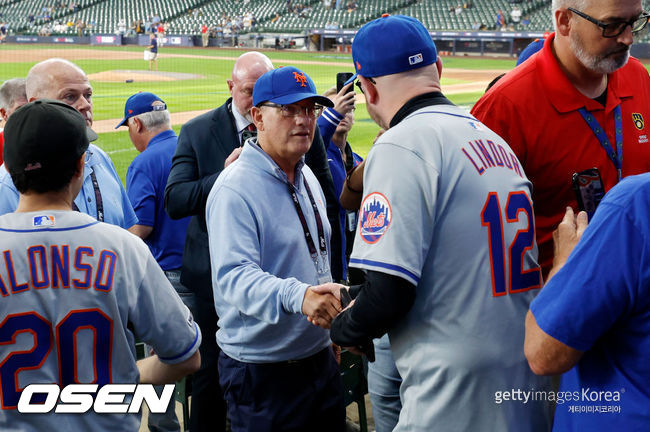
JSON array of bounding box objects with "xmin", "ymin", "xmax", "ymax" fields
[
  {"xmin": 336, "ymin": 72, "xmax": 355, "ymax": 93},
  {"xmin": 572, "ymin": 167, "xmax": 605, "ymax": 219}
]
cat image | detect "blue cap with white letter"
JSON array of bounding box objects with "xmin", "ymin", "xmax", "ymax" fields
[
  {"xmin": 115, "ymin": 91, "xmax": 167, "ymax": 128},
  {"xmin": 345, "ymin": 14, "xmax": 438, "ymax": 85}
]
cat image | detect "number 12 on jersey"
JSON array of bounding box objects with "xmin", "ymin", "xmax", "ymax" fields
[{"xmin": 481, "ymin": 191, "xmax": 541, "ymax": 296}]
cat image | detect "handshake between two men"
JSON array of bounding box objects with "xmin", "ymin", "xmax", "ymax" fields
[
  {"xmin": 301, "ymin": 283, "xmax": 375, "ymax": 361},
  {"xmin": 301, "ymin": 283, "xmax": 348, "ymax": 329}
]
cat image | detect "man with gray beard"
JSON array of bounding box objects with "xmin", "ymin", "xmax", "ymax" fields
[{"xmin": 472, "ymin": 0, "xmax": 650, "ymax": 279}]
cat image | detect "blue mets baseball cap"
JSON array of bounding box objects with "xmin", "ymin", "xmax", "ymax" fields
[
  {"xmin": 252, "ymin": 66, "xmax": 334, "ymax": 108},
  {"xmin": 115, "ymin": 91, "xmax": 167, "ymax": 128},
  {"xmin": 345, "ymin": 14, "xmax": 437, "ymax": 85},
  {"xmin": 516, "ymin": 38, "xmax": 545, "ymax": 66}
]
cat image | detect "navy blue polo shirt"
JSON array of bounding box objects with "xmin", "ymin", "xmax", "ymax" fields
[{"xmin": 126, "ymin": 129, "xmax": 189, "ymax": 270}]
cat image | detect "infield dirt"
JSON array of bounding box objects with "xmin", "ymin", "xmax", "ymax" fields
[{"xmin": 4, "ymin": 47, "xmax": 503, "ymax": 133}]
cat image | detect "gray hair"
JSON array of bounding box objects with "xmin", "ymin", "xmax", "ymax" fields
[
  {"xmin": 0, "ymin": 78, "xmax": 26, "ymax": 110},
  {"xmin": 551, "ymin": 0, "xmax": 588, "ymax": 11},
  {"xmin": 128, "ymin": 109, "xmax": 171, "ymax": 131},
  {"xmin": 551, "ymin": 0, "xmax": 588, "ymax": 31}
]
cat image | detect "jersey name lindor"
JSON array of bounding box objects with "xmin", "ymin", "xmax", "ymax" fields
[
  {"xmin": 462, "ymin": 139, "xmax": 524, "ymax": 177},
  {"xmin": 0, "ymin": 245, "xmax": 117, "ymax": 296}
]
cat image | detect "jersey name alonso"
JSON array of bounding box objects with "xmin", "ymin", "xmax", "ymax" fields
[{"xmin": 0, "ymin": 211, "xmax": 200, "ymax": 432}]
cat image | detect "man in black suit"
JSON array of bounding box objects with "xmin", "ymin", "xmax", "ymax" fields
[{"xmin": 164, "ymin": 51, "xmax": 342, "ymax": 431}]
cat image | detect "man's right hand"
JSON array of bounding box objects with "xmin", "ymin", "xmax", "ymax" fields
[
  {"xmin": 302, "ymin": 283, "xmax": 344, "ymax": 329},
  {"xmin": 224, "ymin": 147, "xmax": 243, "ymax": 168}
]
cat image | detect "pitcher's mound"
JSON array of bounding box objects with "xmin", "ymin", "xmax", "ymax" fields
[{"xmin": 88, "ymin": 70, "xmax": 203, "ymax": 82}]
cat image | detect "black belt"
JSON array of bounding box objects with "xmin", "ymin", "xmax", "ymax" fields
[{"xmin": 271, "ymin": 347, "xmax": 331, "ymax": 367}]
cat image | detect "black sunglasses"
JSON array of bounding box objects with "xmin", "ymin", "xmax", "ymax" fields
[
  {"xmin": 568, "ymin": 7, "xmax": 650, "ymax": 38},
  {"xmin": 355, "ymin": 77, "xmax": 376, "ymax": 93}
]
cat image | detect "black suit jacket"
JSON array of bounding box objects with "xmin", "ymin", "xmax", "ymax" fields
[{"xmin": 165, "ymin": 99, "xmax": 342, "ymax": 300}]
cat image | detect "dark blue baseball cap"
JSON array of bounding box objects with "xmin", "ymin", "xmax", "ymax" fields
[
  {"xmin": 345, "ymin": 14, "xmax": 437, "ymax": 85},
  {"xmin": 115, "ymin": 91, "xmax": 167, "ymax": 128},
  {"xmin": 252, "ymin": 66, "xmax": 333, "ymax": 108}
]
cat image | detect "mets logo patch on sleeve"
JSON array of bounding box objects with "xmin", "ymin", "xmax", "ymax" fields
[
  {"xmin": 359, "ymin": 193, "xmax": 392, "ymax": 244},
  {"xmin": 33, "ymin": 215, "xmax": 55, "ymax": 227}
]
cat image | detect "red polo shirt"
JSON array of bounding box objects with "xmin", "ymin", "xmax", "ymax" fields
[
  {"xmin": 0, "ymin": 130, "xmax": 4, "ymax": 166},
  {"xmin": 472, "ymin": 33, "xmax": 650, "ymax": 277}
]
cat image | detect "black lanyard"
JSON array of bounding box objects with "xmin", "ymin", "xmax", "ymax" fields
[
  {"xmin": 72, "ymin": 171, "xmax": 104, "ymax": 222},
  {"xmin": 287, "ymin": 178, "xmax": 327, "ymax": 268}
]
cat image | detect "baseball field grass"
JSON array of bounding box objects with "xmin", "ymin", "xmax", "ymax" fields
[{"xmin": 1, "ymin": 44, "xmax": 517, "ymax": 183}]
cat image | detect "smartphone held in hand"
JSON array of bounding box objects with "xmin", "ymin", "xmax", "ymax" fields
[
  {"xmin": 572, "ymin": 167, "xmax": 605, "ymax": 219},
  {"xmin": 336, "ymin": 72, "xmax": 355, "ymax": 93}
]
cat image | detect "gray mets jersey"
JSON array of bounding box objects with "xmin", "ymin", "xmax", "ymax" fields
[
  {"xmin": 350, "ymin": 103, "xmax": 551, "ymax": 431},
  {"xmin": 0, "ymin": 211, "xmax": 200, "ymax": 432}
]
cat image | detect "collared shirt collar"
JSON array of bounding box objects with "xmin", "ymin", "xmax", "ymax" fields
[
  {"xmin": 83, "ymin": 146, "xmax": 98, "ymax": 170},
  {"xmin": 246, "ymin": 139, "xmax": 306, "ymax": 187},
  {"xmin": 537, "ymin": 33, "xmax": 635, "ymax": 114},
  {"xmin": 389, "ymin": 91, "xmax": 454, "ymax": 128},
  {"xmin": 146, "ymin": 129, "xmax": 176, "ymax": 149},
  {"xmin": 231, "ymin": 102, "xmax": 252, "ymax": 134}
]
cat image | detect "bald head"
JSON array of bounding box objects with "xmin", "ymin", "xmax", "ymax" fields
[
  {"xmin": 26, "ymin": 59, "xmax": 85, "ymax": 99},
  {"xmin": 26, "ymin": 58, "xmax": 94, "ymax": 126},
  {"xmin": 232, "ymin": 51, "xmax": 274, "ymax": 81},
  {"xmin": 228, "ymin": 52, "xmax": 274, "ymax": 120}
]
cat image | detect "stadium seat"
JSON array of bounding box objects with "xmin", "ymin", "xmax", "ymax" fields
[
  {"xmin": 5, "ymin": 0, "xmax": 650, "ymax": 37},
  {"xmin": 340, "ymin": 350, "xmax": 369, "ymax": 432}
]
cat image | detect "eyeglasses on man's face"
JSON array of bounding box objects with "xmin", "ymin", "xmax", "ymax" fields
[
  {"xmin": 568, "ymin": 7, "xmax": 650, "ymax": 38},
  {"xmin": 355, "ymin": 77, "xmax": 376, "ymax": 93},
  {"xmin": 259, "ymin": 103, "xmax": 324, "ymax": 118}
]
